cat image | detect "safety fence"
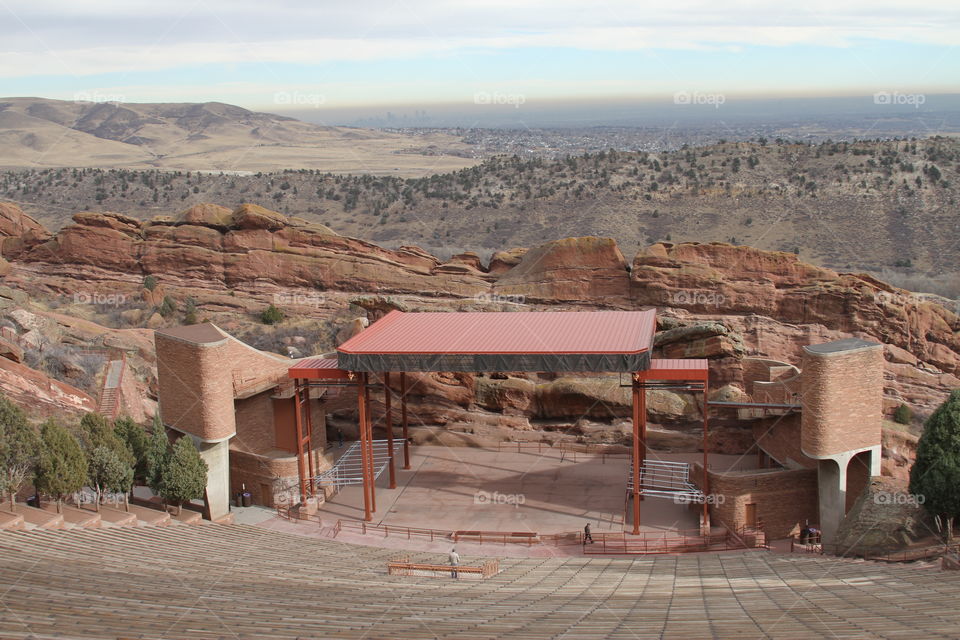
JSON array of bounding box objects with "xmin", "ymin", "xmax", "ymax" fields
[
  {"xmin": 496, "ymin": 440, "xmax": 631, "ymax": 463},
  {"xmin": 331, "ymin": 518, "xmax": 766, "ymax": 555},
  {"xmin": 790, "ymin": 537, "xmax": 960, "ymax": 563},
  {"xmin": 582, "ymin": 526, "xmax": 767, "ymax": 555}
]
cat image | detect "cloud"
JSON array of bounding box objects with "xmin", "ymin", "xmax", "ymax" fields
[{"xmin": 0, "ymin": 0, "xmax": 957, "ymax": 78}]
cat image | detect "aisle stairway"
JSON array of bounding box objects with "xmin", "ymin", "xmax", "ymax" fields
[{"xmin": 1, "ymin": 523, "xmax": 959, "ymax": 639}]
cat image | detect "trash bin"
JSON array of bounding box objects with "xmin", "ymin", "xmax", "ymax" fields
[{"xmin": 241, "ymin": 491, "xmax": 252, "ymax": 507}]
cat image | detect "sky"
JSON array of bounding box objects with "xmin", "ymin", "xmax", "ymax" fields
[{"xmin": 1, "ymin": 0, "xmax": 958, "ymax": 116}]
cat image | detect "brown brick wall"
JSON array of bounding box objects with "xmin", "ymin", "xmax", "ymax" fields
[
  {"xmin": 752, "ymin": 414, "xmax": 816, "ymax": 470},
  {"xmin": 694, "ymin": 463, "xmax": 819, "ymax": 539},
  {"xmin": 230, "ymin": 443, "xmax": 332, "ymax": 507},
  {"xmin": 155, "ymin": 333, "xmax": 236, "ymax": 441},
  {"xmin": 801, "ymin": 345, "xmax": 883, "ymax": 457},
  {"xmin": 234, "ymin": 393, "xmax": 275, "ymax": 453}
]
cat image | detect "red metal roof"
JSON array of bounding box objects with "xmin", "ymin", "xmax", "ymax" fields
[
  {"xmin": 338, "ymin": 310, "xmax": 657, "ymax": 355},
  {"xmin": 288, "ymin": 357, "xmax": 351, "ymax": 380},
  {"xmin": 638, "ymin": 358, "xmax": 709, "ymax": 381}
]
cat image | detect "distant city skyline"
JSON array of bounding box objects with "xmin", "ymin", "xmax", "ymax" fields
[{"xmin": 2, "ymin": 1, "xmax": 957, "ymax": 117}]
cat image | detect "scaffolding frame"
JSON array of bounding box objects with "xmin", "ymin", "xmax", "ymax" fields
[{"xmin": 316, "ymin": 439, "xmax": 405, "ymax": 490}]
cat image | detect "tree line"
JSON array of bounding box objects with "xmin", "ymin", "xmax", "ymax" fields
[{"xmin": 0, "ymin": 395, "xmax": 207, "ymax": 515}]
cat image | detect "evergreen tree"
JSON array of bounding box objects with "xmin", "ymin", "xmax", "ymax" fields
[
  {"xmin": 909, "ymin": 390, "xmax": 960, "ymax": 540},
  {"xmin": 35, "ymin": 420, "xmax": 87, "ymax": 512},
  {"xmin": 114, "ymin": 416, "xmax": 149, "ymax": 484},
  {"xmin": 0, "ymin": 395, "xmax": 39, "ymax": 511},
  {"xmin": 159, "ymin": 436, "xmax": 208, "ymax": 514},
  {"xmin": 79, "ymin": 412, "xmax": 134, "ymax": 468},
  {"xmin": 87, "ymin": 446, "xmax": 134, "ymax": 512},
  {"xmin": 146, "ymin": 414, "xmax": 170, "ymax": 494}
]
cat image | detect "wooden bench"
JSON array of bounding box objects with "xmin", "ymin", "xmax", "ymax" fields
[{"xmin": 387, "ymin": 557, "xmax": 500, "ymax": 579}]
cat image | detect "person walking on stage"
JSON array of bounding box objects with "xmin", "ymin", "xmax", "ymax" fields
[{"xmin": 584, "ymin": 523, "xmax": 594, "ymax": 544}]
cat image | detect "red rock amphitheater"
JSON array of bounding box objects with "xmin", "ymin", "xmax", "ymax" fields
[{"xmin": 3, "ymin": 308, "xmax": 956, "ymax": 639}]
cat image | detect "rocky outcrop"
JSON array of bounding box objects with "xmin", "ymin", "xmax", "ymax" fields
[
  {"xmin": 494, "ymin": 236, "xmax": 630, "ymax": 305},
  {"xmin": 18, "ymin": 203, "xmax": 489, "ymax": 298},
  {"xmin": 633, "ymin": 242, "xmax": 960, "ymax": 378},
  {"xmin": 0, "ymin": 203, "xmax": 51, "ymax": 259}
]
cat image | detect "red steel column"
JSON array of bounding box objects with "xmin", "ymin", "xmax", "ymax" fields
[
  {"xmin": 304, "ymin": 385, "xmax": 315, "ymax": 497},
  {"xmin": 293, "ymin": 380, "xmax": 308, "ymax": 503},
  {"xmin": 632, "ymin": 374, "xmax": 642, "ymax": 535},
  {"xmin": 702, "ymin": 379, "xmax": 710, "ymax": 530},
  {"xmin": 357, "ymin": 373, "xmax": 372, "ymax": 521},
  {"xmin": 384, "ymin": 372, "xmax": 396, "ymax": 489},
  {"xmin": 365, "ymin": 379, "xmax": 376, "ymax": 513},
  {"xmin": 400, "ymin": 372, "xmax": 411, "ymax": 469}
]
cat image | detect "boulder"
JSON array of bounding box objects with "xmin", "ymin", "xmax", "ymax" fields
[
  {"xmin": 231, "ymin": 203, "xmax": 290, "ymax": 231},
  {"xmin": 488, "ymin": 247, "xmax": 527, "ymax": 274},
  {"xmin": 177, "ymin": 203, "xmax": 233, "ymax": 229},
  {"xmin": 835, "ymin": 477, "xmax": 936, "ymax": 556}
]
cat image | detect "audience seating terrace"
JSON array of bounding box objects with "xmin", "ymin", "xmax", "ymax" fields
[{"xmin": 2, "ymin": 523, "xmax": 960, "ymax": 638}]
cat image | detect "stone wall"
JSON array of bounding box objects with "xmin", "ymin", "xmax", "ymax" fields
[{"xmin": 694, "ymin": 463, "xmax": 819, "ymax": 539}]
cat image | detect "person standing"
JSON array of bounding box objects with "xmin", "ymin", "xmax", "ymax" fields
[
  {"xmin": 449, "ymin": 548, "xmax": 460, "ymax": 579},
  {"xmin": 584, "ymin": 523, "xmax": 594, "ymax": 544}
]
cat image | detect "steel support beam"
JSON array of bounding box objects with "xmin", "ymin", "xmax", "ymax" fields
[
  {"xmin": 400, "ymin": 372, "xmax": 411, "ymax": 469},
  {"xmin": 357, "ymin": 372, "xmax": 372, "ymax": 521},
  {"xmin": 702, "ymin": 379, "xmax": 710, "ymax": 530},
  {"xmin": 632, "ymin": 375, "xmax": 642, "ymax": 535},
  {"xmin": 293, "ymin": 380, "xmax": 308, "ymax": 503},
  {"xmin": 384, "ymin": 372, "xmax": 396, "ymax": 489}
]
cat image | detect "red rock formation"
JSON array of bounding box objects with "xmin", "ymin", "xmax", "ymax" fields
[
  {"xmin": 633, "ymin": 242, "xmax": 960, "ymax": 378},
  {"xmin": 494, "ymin": 236, "xmax": 631, "ymax": 305},
  {"xmin": 16, "ymin": 203, "xmax": 489, "ymax": 298}
]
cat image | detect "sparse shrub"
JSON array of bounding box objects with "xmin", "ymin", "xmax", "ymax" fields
[
  {"xmin": 143, "ymin": 275, "xmax": 157, "ymax": 291},
  {"xmin": 158, "ymin": 296, "xmax": 177, "ymax": 318},
  {"xmin": 893, "ymin": 403, "xmax": 913, "ymax": 425},
  {"xmin": 260, "ymin": 304, "xmax": 284, "ymax": 325}
]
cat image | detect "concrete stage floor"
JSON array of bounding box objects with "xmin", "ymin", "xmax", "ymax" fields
[{"xmin": 317, "ymin": 445, "xmax": 757, "ymax": 534}]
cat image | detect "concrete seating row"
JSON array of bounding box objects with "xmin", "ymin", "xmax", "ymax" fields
[{"xmin": 1, "ymin": 523, "xmax": 959, "ymax": 639}]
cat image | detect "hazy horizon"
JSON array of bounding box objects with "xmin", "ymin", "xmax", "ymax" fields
[{"xmin": 2, "ymin": 1, "xmax": 957, "ymax": 121}]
